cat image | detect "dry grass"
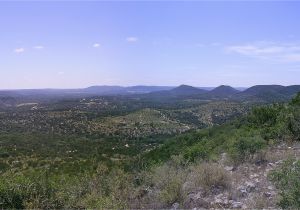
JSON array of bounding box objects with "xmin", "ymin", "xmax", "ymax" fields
[
  {"xmin": 186, "ymin": 162, "xmax": 231, "ymax": 193},
  {"xmin": 132, "ymin": 157, "xmax": 233, "ymax": 208},
  {"xmin": 148, "ymin": 156, "xmax": 188, "ymax": 206},
  {"xmin": 265, "ymin": 147, "xmax": 295, "ymax": 163},
  {"xmin": 248, "ymin": 194, "xmax": 275, "ymax": 209}
]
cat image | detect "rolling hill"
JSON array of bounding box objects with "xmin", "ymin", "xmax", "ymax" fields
[
  {"xmin": 168, "ymin": 85, "xmax": 208, "ymax": 95},
  {"xmin": 144, "ymin": 85, "xmax": 208, "ymax": 99},
  {"xmin": 206, "ymin": 85, "xmax": 240, "ymax": 97},
  {"xmin": 235, "ymin": 85, "xmax": 300, "ymax": 102},
  {"xmin": 0, "ymin": 85, "xmax": 299, "ymax": 105}
]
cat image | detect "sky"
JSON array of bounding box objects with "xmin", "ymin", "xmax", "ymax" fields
[{"xmin": 0, "ymin": 1, "xmax": 300, "ymax": 89}]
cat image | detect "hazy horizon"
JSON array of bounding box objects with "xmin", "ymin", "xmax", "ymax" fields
[
  {"xmin": 1, "ymin": 83, "xmax": 299, "ymax": 91},
  {"xmin": 1, "ymin": 1, "xmax": 300, "ymax": 89}
]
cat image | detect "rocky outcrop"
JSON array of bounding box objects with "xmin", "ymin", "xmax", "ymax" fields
[{"xmin": 176, "ymin": 143, "xmax": 300, "ymax": 209}]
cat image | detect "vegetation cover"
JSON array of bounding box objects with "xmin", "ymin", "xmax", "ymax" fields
[{"xmin": 0, "ymin": 92, "xmax": 299, "ymax": 208}]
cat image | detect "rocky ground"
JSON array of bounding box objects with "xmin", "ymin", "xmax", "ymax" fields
[{"xmin": 177, "ymin": 142, "xmax": 300, "ymax": 209}]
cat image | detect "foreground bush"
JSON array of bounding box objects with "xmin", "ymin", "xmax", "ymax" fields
[
  {"xmin": 269, "ymin": 159, "xmax": 300, "ymax": 209},
  {"xmin": 229, "ymin": 135, "xmax": 267, "ymax": 164},
  {"xmin": 185, "ymin": 162, "xmax": 231, "ymax": 193},
  {"xmin": 146, "ymin": 155, "xmax": 188, "ymax": 206},
  {"xmin": 142, "ymin": 156, "xmax": 231, "ymax": 208},
  {"xmin": 0, "ymin": 172, "xmax": 65, "ymax": 209},
  {"xmin": 287, "ymin": 107, "xmax": 300, "ymax": 140},
  {"xmin": 249, "ymin": 105, "xmax": 282, "ymax": 127},
  {"xmin": 0, "ymin": 165, "xmax": 134, "ymax": 209}
]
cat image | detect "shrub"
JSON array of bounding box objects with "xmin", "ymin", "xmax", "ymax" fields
[
  {"xmin": 249, "ymin": 105, "xmax": 282, "ymax": 127},
  {"xmin": 269, "ymin": 159, "xmax": 300, "ymax": 209},
  {"xmin": 186, "ymin": 162, "xmax": 231, "ymax": 193},
  {"xmin": 287, "ymin": 108, "xmax": 300, "ymax": 140},
  {"xmin": 0, "ymin": 171, "xmax": 64, "ymax": 209},
  {"xmin": 0, "ymin": 165, "xmax": 134, "ymax": 209},
  {"xmin": 144, "ymin": 159, "xmax": 231, "ymax": 208},
  {"xmin": 80, "ymin": 193, "xmax": 124, "ymax": 209},
  {"xmin": 291, "ymin": 92, "xmax": 300, "ymax": 106},
  {"xmin": 148, "ymin": 156, "xmax": 188, "ymax": 206},
  {"xmin": 184, "ymin": 142, "xmax": 209, "ymax": 161},
  {"xmin": 229, "ymin": 135, "xmax": 266, "ymax": 164},
  {"xmin": 76, "ymin": 166, "xmax": 133, "ymax": 209}
]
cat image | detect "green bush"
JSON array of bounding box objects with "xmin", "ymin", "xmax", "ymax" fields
[
  {"xmin": 184, "ymin": 142, "xmax": 209, "ymax": 161},
  {"xmin": 0, "ymin": 166, "xmax": 135, "ymax": 209},
  {"xmin": 269, "ymin": 159, "xmax": 300, "ymax": 209},
  {"xmin": 249, "ymin": 105, "xmax": 282, "ymax": 127},
  {"xmin": 291, "ymin": 92, "xmax": 300, "ymax": 106},
  {"xmin": 287, "ymin": 108, "xmax": 300, "ymax": 140},
  {"xmin": 148, "ymin": 156, "xmax": 188, "ymax": 206},
  {"xmin": 0, "ymin": 172, "xmax": 64, "ymax": 209},
  {"xmin": 229, "ymin": 135, "xmax": 266, "ymax": 163}
]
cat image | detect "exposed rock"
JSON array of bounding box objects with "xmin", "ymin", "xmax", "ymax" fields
[
  {"xmin": 245, "ymin": 181, "xmax": 256, "ymax": 193},
  {"xmin": 229, "ymin": 191, "xmax": 239, "ymax": 201},
  {"xmin": 224, "ymin": 166, "xmax": 234, "ymax": 171},
  {"xmin": 268, "ymin": 162, "xmax": 275, "ymax": 167},
  {"xmin": 183, "ymin": 189, "xmax": 210, "ymax": 208},
  {"xmin": 211, "ymin": 185, "xmax": 224, "ymax": 195},
  {"xmin": 213, "ymin": 195, "xmax": 230, "ymax": 208},
  {"xmin": 264, "ymin": 192, "xmax": 272, "ymax": 198},
  {"xmin": 179, "ymin": 144, "xmax": 300, "ymax": 209},
  {"xmin": 255, "ymin": 159, "xmax": 268, "ymax": 165},
  {"xmin": 220, "ymin": 153, "xmax": 227, "ymax": 165},
  {"xmin": 171, "ymin": 202, "xmax": 179, "ymax": 209},
  {"xmin": 237, "ymin": 186, "xmax": 248, "ymax": 198},
  {"xmin": 183, "ymin": 196, "xmax": 210, "ymax": 208},
  {"xmin": 193, "ymin": 189, "xmax": 206, "ymax": 199},
  {"xmin": 232, "ymin": 201, "xmax": 244, "ymax": 208},
  {"xmin": 214, "ymin": 198, "xmax": 223, "ymax": 203},
  {"xmin": 250, "ymin": 173, "xmax": 259, "ymax": 178}
]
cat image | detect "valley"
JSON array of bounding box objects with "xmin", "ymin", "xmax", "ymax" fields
[{"xmin": 0, "ymin": 84, "xmax": 299, "ymax": 208}]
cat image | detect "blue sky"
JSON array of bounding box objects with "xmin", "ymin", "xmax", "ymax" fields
[{"xmin": 0, "ymin": 1, "xmax": 300, "ymax": 89}]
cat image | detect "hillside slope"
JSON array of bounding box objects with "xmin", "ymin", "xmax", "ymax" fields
[
  {"xmin": 235, "ymin": 85, "xmax": 300, "ymax": 102},
  {"xmin": 0, "ymin": 93, "xmax": 299, "ymax": 209}
]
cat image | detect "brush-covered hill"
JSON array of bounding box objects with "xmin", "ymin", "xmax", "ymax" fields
[
  {"xmin": 235, "ymin": 85, "xmax": 300, "ymax": 102},
  {"xmin": 242, "ymin": 85, "xmax": 285, "ymax": 95},
  {"xmin": 210, "ymin": 85, "xmax": 239, "ymax": 94},
  {"xmin": 169, "ymin": 85, "xmax": 207, "ymax": 95},
  {"xmin": 206, "ymin": 85, "xmax": 240, "ymax": 97},
  {"xmin": 136, "ymin": 92, "xmax": 300, "ymax": 209},
  {"xmin": 144, "ymin": 84, "xmax": 208, "ymax": 99},
  {"xmin": 0, "ymin": 92, "xmax": 299, "ymax": 209},
  {"xmin": 143, "ymin": 84, "xmax": 300, "ymax": 103},
  {"xmin": 278, "ymin": 85, "xmax": 300, "ymax": 96}
]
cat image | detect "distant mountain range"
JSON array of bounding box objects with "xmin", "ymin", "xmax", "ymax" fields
[
  {"xmin": 0, "ymin": 86, "xmax": 174, "ymax": 97},
  {"xmin": 0, "ymin": 84, "xmax": 300, "ymax": 103},
  {"xmin": 140, "ymin": 84, "xmax": 300, "ymax": 102},
  {"xmin": 84, "ymin": 85, "xmax": 174, "ymax": 95}
]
